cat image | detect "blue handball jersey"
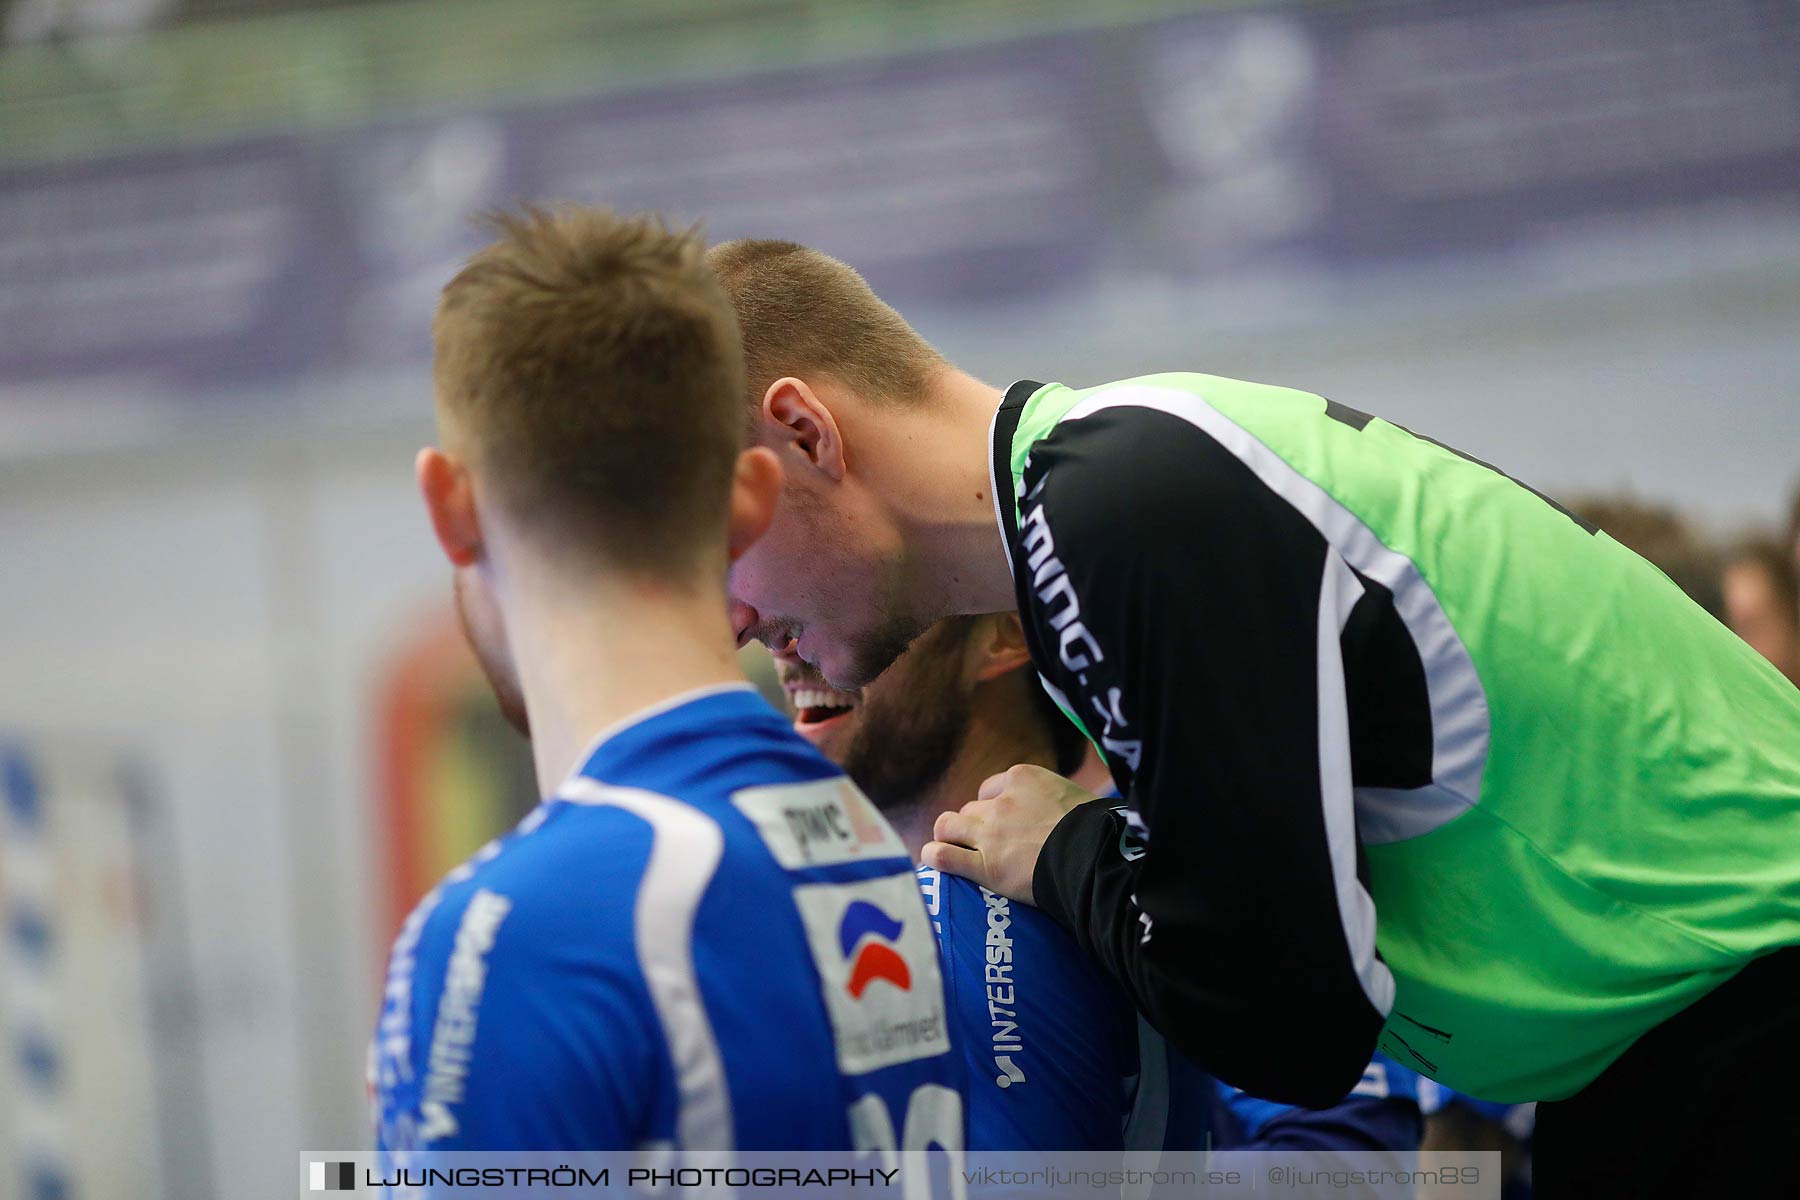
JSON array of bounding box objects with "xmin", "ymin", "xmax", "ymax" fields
[
  {"xmin": 918, "ymin": 863, "xmax": 1420, "ymax": 1152},
  {"xmin": 1212, "ymin": 1055, "xmax": 1423, "ymax": 1150},
  {"xmin": 371, "ymin": 684, "xmax": 963, "ymax": 1153}
]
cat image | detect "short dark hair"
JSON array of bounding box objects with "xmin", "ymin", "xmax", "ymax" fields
[
  {"xmin": 433, "ymin": 205, "xmax": 745, "ymax": 573},
  {"xmin": 1566, "ymin": 494, "xmax": 1724, "ymax": 617},
  {"xmin": 1786, "ymin": 477, "xmax": 1800, "ymax": 556},
  {"xmin": 705, "ymin": 239, "xmax": 944, "ymax": 425}
]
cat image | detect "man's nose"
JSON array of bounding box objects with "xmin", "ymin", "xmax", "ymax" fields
[{"xmin": 729, "ymin": 599, "xmax": 758, "ymax": 649}]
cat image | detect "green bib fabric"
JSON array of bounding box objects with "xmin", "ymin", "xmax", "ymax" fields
[{"xmin": 1007, "ymin": 372, "xmax": 1800, "ymax": 1100}]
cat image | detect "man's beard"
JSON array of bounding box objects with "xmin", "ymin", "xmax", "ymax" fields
[
  {"xmin": 836, "ymin": 618, "xmax": 978, "ymax": 814},
  {"xmin": 785, "ymin": 486, "xmax": 934, "ymax": 691},
  {"xmin": 834, "ymin": 608, "xmax": 932, "ymax": 693}
]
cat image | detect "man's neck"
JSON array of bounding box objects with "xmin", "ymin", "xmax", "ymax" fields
[
  {"xmin": 499, "ymin": 559, "xmax": 744, "ymax": 798},
  {"xmin": 898, "ymin": 368, "xmax": 1019, "ymax": 621},
  {"xmin": 886, "ymin": 676, "xmax": 1060, "ymax": 862}
]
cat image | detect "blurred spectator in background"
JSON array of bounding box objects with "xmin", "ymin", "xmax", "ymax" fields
[
  {"xmin": 1566, "ymin": 495, "xmax": 1724, "ymax": 618},
  {"xmin": 1722, "ymin": 538, "xmax": 1800, "ymax": 686},
  {"xmin": 1418, "ymin": 1086, "xmax": 1534, "ymax": 1200},
  {"xmin": 1788, "ymin": 480, "xmax": 1800, "ymax": 581}
]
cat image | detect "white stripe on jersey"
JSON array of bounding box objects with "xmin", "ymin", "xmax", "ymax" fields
[
  {"xmin": 1060, "ymin": 387, "xmax": 1490, "ymax": 845},
  {"xmin": 1061, "ymin": 386, "xmax": 1444, "ymax": 1017},
  {"xmin": 558, "ymin": 779, "xmax": 734, "ymax": 1152},
  {"xmin": 1316, "ymin": 550, "xmax": 1392, "ymax": 1015}
]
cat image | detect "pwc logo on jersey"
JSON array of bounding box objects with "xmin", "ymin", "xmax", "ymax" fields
[
  {"xmin": 793, "ymin": 874, "xmax": 951, "ymax": 1075},
  {"xmin": 731, "ymin": 776, "xmax": 908, "ymax": 870},
  {"xmin": 839, "ymin": 900, "xmax": 912, "ymax": 998}
]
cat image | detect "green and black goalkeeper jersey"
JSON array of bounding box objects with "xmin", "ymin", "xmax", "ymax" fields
[{"xmin": 991, "ymin": 372, "xmax": 1800, "ymax": 1105}]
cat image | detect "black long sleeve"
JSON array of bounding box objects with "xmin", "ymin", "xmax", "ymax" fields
[{"xmin": 1005, "ymin": 401, "xmax": 1392, "ymax": 1107}]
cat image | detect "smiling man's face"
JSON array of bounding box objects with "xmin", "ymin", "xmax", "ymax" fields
[
  {"xmin": 728, "ymin": 467, "xmax": 928, "ymax": 690},
  {"xmin": 773, "ymin": 616, "xmax": 983, "ymax": 813}
]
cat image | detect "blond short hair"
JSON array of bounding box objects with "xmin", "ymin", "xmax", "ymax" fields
[
  {"xmin": 434, "ymin": 205, "xmax": 745, "ymax": 572},
  {"xmin": 705, "ymin": 239, "xmax": 944, "ymax": 421}
]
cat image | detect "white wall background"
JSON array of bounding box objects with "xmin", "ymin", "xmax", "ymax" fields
[{"xmin": 0, "ymin": 429, "xmax": 444, "ymax": 1199}]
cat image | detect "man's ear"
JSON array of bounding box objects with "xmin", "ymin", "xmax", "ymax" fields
[
  {"xmin": 972, "ymin": 612, "xmax": 1034, "ymax": 682},
  {"xmin": 762, "ymin": 377, "xmax": 846, "ymax": 482},
  {"xmin": 415, "ymin": 447, "xmax": 483, "ymax": 567},
  {"xmin": 727, "ymin": 445, "xmax": 784, "ymax": 564}
]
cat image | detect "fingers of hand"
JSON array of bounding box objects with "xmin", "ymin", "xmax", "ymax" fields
[
  {"xmin": 933, "ymin": 807, "xmax": 980, "ymax": 848},
  {"xmin": 921, "ymin": 840, "xmax": 985, "ymax": 881},
  {"xmin": 976, "ymin": 769, "xmax": 1013, "ymax": 803}
]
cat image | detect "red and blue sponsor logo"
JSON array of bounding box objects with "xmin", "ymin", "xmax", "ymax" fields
[{"xmin": 837, "ymin": 900, "xmax": 911, "ymax": 998}]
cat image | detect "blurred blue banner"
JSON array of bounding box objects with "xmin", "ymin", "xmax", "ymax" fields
[{"xmin": 0, "ymin": 0, "xmax": 1794, "ymax": 391}]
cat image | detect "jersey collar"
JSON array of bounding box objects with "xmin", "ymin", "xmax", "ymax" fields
[
  {"xmin": 989, "ymin": 379, "xmax": 1043, "ymax": 575},
  {"xmin": 554, "ymin": 681, "xmax": 760, "ymax": 799}
]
